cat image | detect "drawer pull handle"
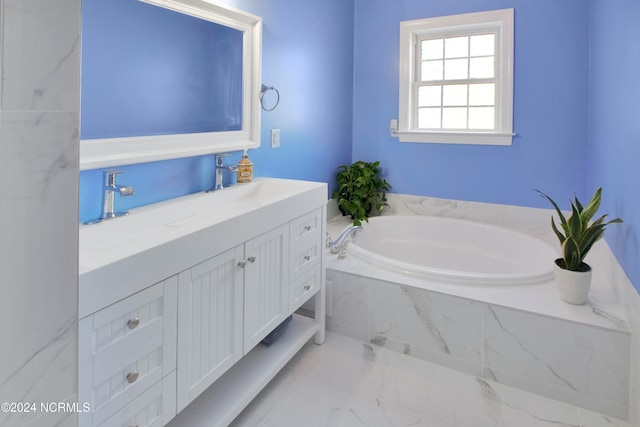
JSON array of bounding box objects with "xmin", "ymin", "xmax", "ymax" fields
[
  {"xmin": 126, "ymin": 371, "xmax": 139, "ymax": 384},
  {"xmin": 304, "ymin": 225, "xmax": 312, "ymax": 232},
  {"xmin": 248, "ymin": 256, "xmax": 256, "ymax": 263},
  {"xmin": 304, "ymin": 255, "xmax": 311, "ymax": 261},
  {"xmin": 127, "ymin": 318, "xmax": 140, "ymax": 330},
  {"xmin": 304, "ymin": 284, "xmax": 311, "ymax": 291}
]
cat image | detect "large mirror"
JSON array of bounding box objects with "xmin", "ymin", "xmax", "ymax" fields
[{"xmin": 80, "ymin": 0, "xmax": 262, "ymax": 171}]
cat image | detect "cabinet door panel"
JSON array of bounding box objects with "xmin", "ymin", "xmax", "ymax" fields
[
  {"xmin": 177, "ymin": 245, "xmax": 244, "ymax": 412},
  {"xmin": 243, "ymin": 224, "xmax": 289, "ymax": 353}
]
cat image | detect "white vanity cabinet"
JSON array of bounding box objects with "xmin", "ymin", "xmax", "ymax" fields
[
  {"xmin": 79, "ymin": 178, "xmax": 327, "ymax": 427},
  {"xmin": 78, "ymin": 277, "xmax": 177, "ymax": 427},
  {"xmin": 176, "ymin": 224, "xmax": 289, "ymax": 412}
]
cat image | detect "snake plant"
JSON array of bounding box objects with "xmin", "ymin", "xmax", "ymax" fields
[{"xmin": 536, "ymin": 187, "xmax": 622, "ymax": 272}]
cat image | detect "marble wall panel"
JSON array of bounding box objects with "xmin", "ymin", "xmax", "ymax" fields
[
  {"xmin": 325, "ymin": 270, "xmax": 371, "ymax": 342},
  {"xmin": 0, "ymin": 0, "xmax": 81, "ymax": 426},
  {"xmin": 0, "ymin": 114, "xmax": 80, "ymax": 427},
  {"xmin": 484, "ymin": 305, "xmax": 629, "ymax": 419},
  {"xmin": 626, "ymin": 290, "xmax": 640, "ymax": 426},
  {"xmin": 369, "ymin": 279, "xmax": 484, "ymax": 374},
  {"xmin": 1, "ymin": 0, "xmax": 81, "ymax": 111}
]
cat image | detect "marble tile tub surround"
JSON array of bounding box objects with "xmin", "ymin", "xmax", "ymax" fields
[
  {"xmin": 325, "ymin": 194, "xmax": 638, "ymax": 421},
  {"xmin": 327, "ymin": 194, "xmax": 630, "ymax": 332},
  {"xmin": 625, "ymin": 282, "xmax": 640, "ymax": 426}
]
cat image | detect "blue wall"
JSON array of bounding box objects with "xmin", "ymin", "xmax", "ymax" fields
[
  {"xmin": 79, "ymin": 0, "xmax": 639, "ymax": 296},
  {"xmin": 352, "ymin": 0, "xmax": 589, "ymax": 207},
  {"xmin": 588, "ymin": 0, "xmax": 640, "ymax": 293},
  {"xmin": 79, "ymin": 0, "xmax": 354, "ymax": 222}
]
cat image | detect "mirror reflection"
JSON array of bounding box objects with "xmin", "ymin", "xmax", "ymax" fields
[{"xmin": 81, "ymin": 0, "xmax": 243, "ymax": 140}]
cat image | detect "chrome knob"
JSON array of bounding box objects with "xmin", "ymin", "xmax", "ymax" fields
[
  {"xmin": 303, "ymin": 285, "xmax": 311, "ymax": 291},
  {"xmin": 127, "ymin": 318, "xmax": 140, "ymax": 330},
  {"xmin": 304, "ymin": 225, "xmax": 312, "ymax": 232},
  {"xmin": 304, "ymin": 255, "xmax": 311, "ymax": 261},
  {"xmin": 126, "ymin": 371, "xmax": 139, "ymax": 384},
  {"xmin": 239, "ymin": 256, "xmax": 256, "ymax": 268}
]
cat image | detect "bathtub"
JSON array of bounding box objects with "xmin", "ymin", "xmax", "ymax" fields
[{"xmin": 347, "ymin": 215, "xmax": 556, "ymax": 285}]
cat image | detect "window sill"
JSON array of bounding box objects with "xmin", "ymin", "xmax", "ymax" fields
[{"xmin": 395, "ymin": 130, "xmax": 514, "ymax": 146}]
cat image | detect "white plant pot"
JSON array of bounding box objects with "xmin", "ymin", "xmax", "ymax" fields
[{"xmin": 553, "ymin": 259, "xmax": 592, "ymax": 305}]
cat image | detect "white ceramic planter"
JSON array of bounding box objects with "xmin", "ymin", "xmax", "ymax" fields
[{"xmin": 553, "ymin": 259, "xmax": 592, "ymax": 305}]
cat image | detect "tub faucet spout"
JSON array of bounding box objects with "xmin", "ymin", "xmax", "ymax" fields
[{"xmin": 327, "ymin": 225, "xmax": 363, "ymax": 258}]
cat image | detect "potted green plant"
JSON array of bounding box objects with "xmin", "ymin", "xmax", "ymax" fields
[
  {"xmin": 536, "ymin": 187, "xmax": 622, "ymax": 304},
  {"xmin": 332, "ymin": 160, "xmax": 391, "ymax": 226}
]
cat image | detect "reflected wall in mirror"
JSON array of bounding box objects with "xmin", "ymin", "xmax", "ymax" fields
[
  {"xmin": 82, "ymin": 0, "xmax": 243, "ymax": 139},
  {"xmin": 80, "ymin": 0, "xmax": 262, "ymax": 171}
]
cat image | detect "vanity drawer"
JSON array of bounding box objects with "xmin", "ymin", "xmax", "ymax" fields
[
  {"xmin": 98, "ymin": 372, "xmax": 176, "ymax": 427},
  {"xmin": 290, "ymin": 239, "xmax": 321, "ymax": 278},
  {"xmin": 79, "ymin": 277, "xmax": 177, "ymax": 427},
  {"xmin": 290, "ymin": 263, "xmax": 322, "ymax": 312},
  {"xmin": 290, "ymin": 208, "xmax": 322, "ymax": 242},
  {"xmin": 290, "ymin": 208, "xmax": 322, "ymax": 278}
]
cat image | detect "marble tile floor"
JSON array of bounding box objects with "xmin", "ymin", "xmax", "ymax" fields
[{"xmin": 231, "ymin": 332, "xmax": 629, "ymax": 427}]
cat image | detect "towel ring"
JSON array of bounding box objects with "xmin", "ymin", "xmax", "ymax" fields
[{"xmin": 260, "ymin": 84, "xmax": 280, "ymax": 112}]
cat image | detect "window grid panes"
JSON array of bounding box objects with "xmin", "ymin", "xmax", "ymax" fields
[{"xmin": 416, "ymin": 32, "xmax": 497, "ymax": 131}]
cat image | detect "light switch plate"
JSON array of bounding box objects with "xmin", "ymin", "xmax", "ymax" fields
[{"xmin": 270, "ymin": 129, "xmax": 281, "ymax": 148}]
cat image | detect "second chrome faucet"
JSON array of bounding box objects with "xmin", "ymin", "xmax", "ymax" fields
[{"xmin": 211, "ymin": 153, "xmax": 238, "ymax": 191}]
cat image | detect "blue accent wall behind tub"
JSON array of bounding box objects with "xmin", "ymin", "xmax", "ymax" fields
[
  {"xmin": 352, "ymin": 0, "xmax": 589, "ymax": 208},
  {"xmin": 588, "ymin": 0, "xmax": 640, "ymax": 293}
]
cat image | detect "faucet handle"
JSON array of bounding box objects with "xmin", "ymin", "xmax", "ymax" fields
[
  {"xmin": 326, "ymin": 232, "xmax": 334, "ymax": 249},
  {"xmin": 215, "ymin": 153, "xmax": 231, "ymax": 166},
  {"xmin": 103, "ymin": 169, "xmax": 125, "ymax": 187}
]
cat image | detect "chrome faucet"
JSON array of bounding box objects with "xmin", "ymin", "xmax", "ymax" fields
[
  {"xmin": 210, "ymin": 154, "xmax": 238, "ymax": 191},
  {"xmin": 85, "ymin": 170, "xmax": 134, "ymax": 224},
  {"xmin": 326, "ymin": 225, "xmax": 363, "ymax": 259}
]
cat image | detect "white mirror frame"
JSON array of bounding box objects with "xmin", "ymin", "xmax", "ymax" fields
[{"xmin": 79, "ymin": 0, "xmax": 262, "ymax": 171}]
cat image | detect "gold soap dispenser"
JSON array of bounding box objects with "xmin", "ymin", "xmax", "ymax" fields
[{"xmin": 237, "ymin": 149, "xmax": 253, "ymax": 183}]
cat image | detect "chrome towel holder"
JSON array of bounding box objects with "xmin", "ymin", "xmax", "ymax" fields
[{"xmin": 260, "ymin": 84, "xmax": 280, "ymax": 111}]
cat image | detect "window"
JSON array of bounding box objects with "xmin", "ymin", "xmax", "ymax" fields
[{"xmin": 396, "ymin": 9, "xmax": 514, "ymax": 145}]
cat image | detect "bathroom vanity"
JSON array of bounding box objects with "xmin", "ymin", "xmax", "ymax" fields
[{"xmin": 78, "ymin": 178, "xmax": 327, "ymax": 427}]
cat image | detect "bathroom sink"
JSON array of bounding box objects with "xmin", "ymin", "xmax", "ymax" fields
[{"xmin": 79, "ymin": 177, "xmax": 327, "ymax": 270}]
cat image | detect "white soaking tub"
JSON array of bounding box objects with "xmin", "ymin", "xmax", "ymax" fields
[{"xmin": 348, "ymin": 215, "xmax": 556, "ymax": 285}]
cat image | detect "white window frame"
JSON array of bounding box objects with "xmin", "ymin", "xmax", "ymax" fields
[{"xmin": 397, "ymin": 9, "xmax": 514, "ymax": 145}]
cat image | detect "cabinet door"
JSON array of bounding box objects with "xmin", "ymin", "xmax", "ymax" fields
[
  {"xmin": 243, "ymin": 224, "xmax": 289, "ymax": 353},
  {"xmin": 176, "ymin": 245, "xmax": 244, "ymax": 412}
]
